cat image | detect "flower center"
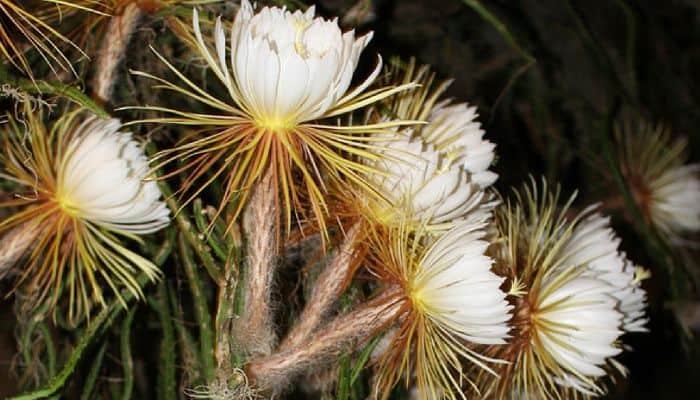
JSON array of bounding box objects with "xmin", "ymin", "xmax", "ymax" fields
[
  {"xmin": 364, "ymin": 191, "xmax": 414, "ymax": 229},
  {"xmin": 255, "ymin": 116, "xmax": 295, "ymax": 131},
  {"xmin": 628, "ymin": 173, "xmax": 652, "ymax": 218},
  {"xmin": 512, "ymin": 296, "xmax": 534, "ymax": 345},
  {"xmin": 406, "ymin": 273, "xmax": 431, "ymax": 316},
  {"xmin": 492, "ymin": 293, "xmax": 534, "ymax": 362},
  {"xmin": 53, "ymin": 190, "xmax": 82, "ymax": 218}
]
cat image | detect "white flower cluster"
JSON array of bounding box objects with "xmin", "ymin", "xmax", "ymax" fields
[
  {"xmin": 0, "ymin": 1, "xmax": 660, "ymax": 398},
  {"xmin": 364, "ymin": 62, "xmax": 512, "ymax": 399},
  {"xmin": 368, "ymin": 78, "xmax": 510, "ymax": 342}
]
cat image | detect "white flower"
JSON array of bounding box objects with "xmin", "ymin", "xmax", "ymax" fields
[
  {"xmin": 137, "ymin": 1, "xmax": 411, "ymax": 238},
  {"xmin": 648, "ymin": 164, "xmax": 700, "ymax": 234},
  {"xmin": 365, "ymin": 131, "xmax": 490, "ymax": 231},
  {"xmin": 373, "ymin": 220, "xmax": 511, "ymax": 399},
  {"xmin": 412, "ymin": 220, "xmax": 512, "ymax": 344},
  {"xmin": 0, "ymin": 111, "xmax": 169, "ymax": 324},
  {"xmin": 614, "ymin": 120, "xmax": 699, "ymax": 237},
  {"xmin": 199, "ymin": 0, "xmax": 375, "ymax": 129},
  {"xmin": 476, "ymin": 180, "xmax": 646, "ymax": 399},
  {"xmin": 535, "ymin": 271, "xmax": 623, "ymax": 394},
  {"xmin": 561, "ymin": 213, "xmax": 648, "ymax": 333},
  {"xmin": 421, "ymin": 102, "xmax": 497, "ymax": 188},
  {"xmin": 56, "ymin": 117, "xmax": 170, "ymax": 233}
]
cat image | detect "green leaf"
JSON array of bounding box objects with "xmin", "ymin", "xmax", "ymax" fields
[
  {"xmin": 80, "ymin": 341, "xmax": 108, "ymax": 400},
  {"xmin": 119, "ymin": 309, "xmax": 137, "ymax": 400},
  {"xmin": 350, "ymin": 335, "xmax": 382, "ymax": 386},
  {"xmin": 336, "ymin": 354, "xmax": 352, "ymax": 400}
]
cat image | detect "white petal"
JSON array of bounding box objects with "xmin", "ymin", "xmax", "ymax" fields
[{"xmin": 57, "ymin": 116, "xmax": 170, "ymax": 234}]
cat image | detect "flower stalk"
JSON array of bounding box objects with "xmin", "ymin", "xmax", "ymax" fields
[
  {"xmin": 0, "ymin": 221, "xmax": 42, "ymax": 280},
  {"xmin": 234, "ymin": 169, "xmax": 278, "ymax": 356},
  {"xmin": 279, "ymin": 223, "xmax": 363, "ymax": 352},
  {"xmin": 92, "ymin": 3, "xmax": 144, "ymax": 103},
  {"xmin": 246, "ymin": 286, "xmax": 406, "ymax": 392},
  {"xmin": 179, "ymin": 232, "xmax": 216, "ymax": 384},
  {"xmin": 213, "ymin": 226, "xmax": 242, "ymax": 373}
]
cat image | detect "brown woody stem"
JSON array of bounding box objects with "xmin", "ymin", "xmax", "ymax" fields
[
  {"xmin": 246, "ymin": 286, "xmax": 405, "ymax": 391},
  {"xmin": 280, "ymin": 223, "xmax": 363, "ymax": 351},
  {"xmin": 92, "ymin": 4, "xmax": 144, "ymax": 103},
  {"xmin": 234, "ymin": 169, "xmax": 278, "ymax": 356},
  {"xmin": 0, "ymin": 222, "xmax": 42, "ymax": 280}
]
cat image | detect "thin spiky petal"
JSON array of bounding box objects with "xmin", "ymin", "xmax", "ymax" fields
[{"xmin": 0, "ymin": 0, "xmax": 101, "ymax": 79}]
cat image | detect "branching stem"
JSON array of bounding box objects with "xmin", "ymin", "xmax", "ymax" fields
[
  {"xmin": 280, "ymin": 223, "xmax": 363, "ymax": 352},
  {"xmin": 246, "ymin": 286, "xmax": 405, "ymax": 391}
]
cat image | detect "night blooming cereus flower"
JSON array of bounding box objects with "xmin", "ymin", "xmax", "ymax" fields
[
  {"xmin": 474, "ymin": 180, "xmax": 648, "ymax": 399},
  {"xmin": 132, "ymin": 0, "xmax": 414, "ymax": 235},
  {"xmin": 368, "ymin": 217, "xmax": 511, "ymax": 399},
  {"xmin": 616, "ymin": 119, "xmax": 700, "ymax": 237},
  {"xmin": 385, "ymin": 60, "xmax": 497, "ymax": 189},
  {"xmin": 561, "ymin": 213, "xmax": 648, "ymax": 333},
  {"xmin": 363, "ymin": 132, "xmax": 489, "ymax": 232},
  {"xmin": 421, "ymin": 102, "xmax": 497, "ymax": 188},
  {"xmin": 358, "ymin": 60, "xmax": 496, "ymax": 232},
  {"xmin": 0, "ymin": 109, "xmax": 169, "ymax": 324}
]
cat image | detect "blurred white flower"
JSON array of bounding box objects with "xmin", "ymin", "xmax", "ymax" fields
[
  {"xmin": 421, "ymin": 102, "xmax": 497, "ymax": 188},
  {"xmin": 561, "ymin": 213, "xmax": 648, "ymax": 333},
  {"xmin": 615, "ymin": 120, "xmax": 699, "ymax": 237},
  {"xmin": 647, "ymin": 164, "xmax": 700, "ymax": 234}
]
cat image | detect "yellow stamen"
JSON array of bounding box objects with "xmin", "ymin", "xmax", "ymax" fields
[
  {"xmin": 255, "ymin": 117, "xmax": 295, "ymax": 132},
  {"xmin": 54, "ymin": 193, "xmax": 82, "ymax": 218}
]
